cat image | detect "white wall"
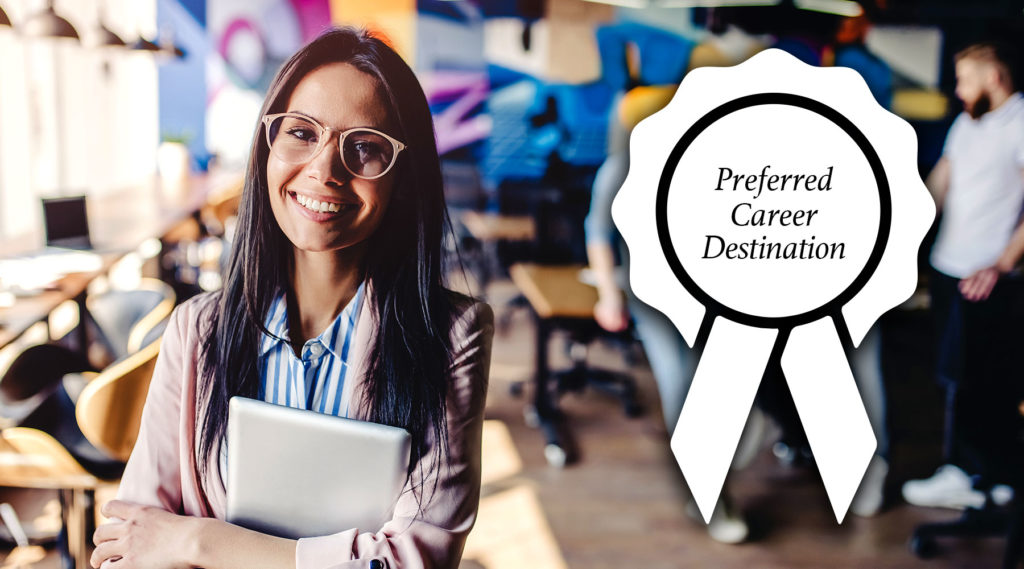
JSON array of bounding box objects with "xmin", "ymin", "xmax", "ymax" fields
[{"xmin": 0, "ymin": 0, "xmax": 158, "ymax": 241}]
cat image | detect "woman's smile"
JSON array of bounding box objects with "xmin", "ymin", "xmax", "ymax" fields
[{"xmin": 287, "ymin": 190, "xmax": 361, "ymax": 221}]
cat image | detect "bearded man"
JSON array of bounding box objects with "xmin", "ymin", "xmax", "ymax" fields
[{"xmin": 903, "ymin": 42, "xmax": 1024, "ymax": 510}]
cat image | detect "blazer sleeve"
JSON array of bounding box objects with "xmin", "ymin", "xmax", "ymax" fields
[
  {"xmin": 295, "ymin": 300, "xmax": 494, "ymax": 569},
  {"xmin": 114, "ymin": 301, "xmax": 189, "ymax": 513}
]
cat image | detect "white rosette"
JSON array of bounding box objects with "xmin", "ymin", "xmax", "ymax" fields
[{"xmin": 611, "ymin": 49, "xmax": 934, "ymax": 523}]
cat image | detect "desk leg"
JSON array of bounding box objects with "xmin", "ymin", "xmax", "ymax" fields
[
  {"xmin": 57, "ymin": 488, "xmax": 91, "ymax": 569},
  {"xmin": 70, "ymin": 489, "xmax": 89, "ymax": 569},
  {"xmin": 530, "ymin": 315, "xmax": 568, "ymax": 467},
  {"xmin": 532, "ymin": 316, "xmax": 551, "ymax": 416}
]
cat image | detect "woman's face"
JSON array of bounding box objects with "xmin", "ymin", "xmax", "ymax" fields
[{"xmin": 266, "ymin": 62, "xmax": 398, "ymax": 255}]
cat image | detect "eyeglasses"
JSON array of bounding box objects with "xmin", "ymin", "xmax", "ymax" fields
[{"xmin": 262, "ymin": 112, "xmax": 407, "ymax": 180}]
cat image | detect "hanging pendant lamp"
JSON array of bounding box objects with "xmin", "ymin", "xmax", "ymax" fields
[{"xmin": 22, "ymin": 0, "xmax": 80, "ymax": 40}]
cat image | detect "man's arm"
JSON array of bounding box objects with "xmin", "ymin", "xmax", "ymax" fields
[
  {"xmin": 959, "ymin": 167, "xmax": 1024, "ymax": 302},
  {"xmin": 926, "ymin": 157, "xmax": 950, "ymax": 212}
]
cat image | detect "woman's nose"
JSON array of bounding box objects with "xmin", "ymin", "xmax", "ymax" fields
[{"xmin": 305, "ymin": 136, "xmax": 350, "ymax": 186}]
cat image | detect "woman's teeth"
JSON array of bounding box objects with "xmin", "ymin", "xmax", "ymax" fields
[{"xmin": 295, "ymin": 193, "xmax": 345, "ymax": 213}]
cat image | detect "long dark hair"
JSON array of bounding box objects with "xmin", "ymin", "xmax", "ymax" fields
[{"xmin": 197, "ymin": 27, "xmax": 461, "ymax": 499}]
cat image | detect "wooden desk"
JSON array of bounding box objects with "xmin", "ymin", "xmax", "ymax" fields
[
  {"xmin": 509, "ymin": 264, "xmax": 597, "ymax": 319},
  {"xmin": 461, "ymin": 211, "xmax": 536, "ymax": 242},
  {"xmin": 0, "ymin": 171, "xmax": 242, "ymax": 350},
  {"xmin": 459, "ymin": 211, "xmax": 538, "ymax": 291}
]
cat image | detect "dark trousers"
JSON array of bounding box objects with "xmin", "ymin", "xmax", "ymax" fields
[{"xmin": 930, "ymin": 269, "xmax": 1024, "ymax": 484}]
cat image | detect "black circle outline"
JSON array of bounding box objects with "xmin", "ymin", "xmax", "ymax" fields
[{"xmin": 655, "ymin": 93, "xmax": 892, "ymax": 330}]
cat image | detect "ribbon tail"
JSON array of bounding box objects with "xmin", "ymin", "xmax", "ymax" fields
[
  {"xmin": 671, "ymin": 317, "xmax": 776, "ymax": 523},
  {"xmin": 781, "ymin": 316, "xmax": 877, "ymax": 523}
]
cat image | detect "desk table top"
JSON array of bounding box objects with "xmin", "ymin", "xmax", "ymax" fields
[
  {"xmin": 508, "ymin": 263, "xmax": 599, "ymax": 320},
  {"xmin": 461, "ymin": 211, "xmax": 536, "ymax": 242}
]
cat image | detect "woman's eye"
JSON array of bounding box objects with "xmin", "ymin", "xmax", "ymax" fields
[
  {"xmin": 286, "ymin": 128, "xmax": 317, "ymax": 143},
  {"xmin": 352, "ymin": 141, "xmax": 383, "ymax": 160}
]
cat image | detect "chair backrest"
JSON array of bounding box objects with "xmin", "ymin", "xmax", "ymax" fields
[
  {"xmin": 74, "ymin": 339, "xmax": 160, "ymax": 462},
  {"xmin": 0, "ymin": 427, "xmax": 97, "ymax": 489},
  {"xmin": 87, "ymin": 278, "xmax": 175, "ymax": 359},
  {"xmin": 125, "ymin": 279, "xmax": 175, "ymax": 354}
]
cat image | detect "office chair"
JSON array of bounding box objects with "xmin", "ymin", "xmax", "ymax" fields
[
  {"xmin": 0, "ymin": 338, "xmax": 160, "ymax": 569},
  {"xmin": 85, "ymin": 278, "xmax": 175, "ymax": 364},
  {"xmin": 0, "ymin": 344, "xmax": 95, "ymax": 429},
  {"xmin": 509, "ymin": 262, "xmax": 643, "ymax": 467}
]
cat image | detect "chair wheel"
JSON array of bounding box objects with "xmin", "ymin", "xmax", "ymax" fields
[
  {"xmin": 544, "ymin": 444, "xmax": 567, "ymax": 468},
  {"xmin": 910, "ymin": 534, "xmax": 937, "ymax": 558},
  {"xmin": 624, "ymin": 402, "xmax": 643, "ymax": 418},
  {"xmin": 523, "ymin": 405, "xmax": 540, "ymax": 428}
]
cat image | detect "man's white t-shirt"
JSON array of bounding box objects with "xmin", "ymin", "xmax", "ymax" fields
[{"xmin": 931, "ymin": 92, "xmax": 1024, "ymax": 278}]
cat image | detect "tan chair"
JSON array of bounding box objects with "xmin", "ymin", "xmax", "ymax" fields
[{"xmin": 0, "ymin": 339, "xmax": 160, "ymax": 569}]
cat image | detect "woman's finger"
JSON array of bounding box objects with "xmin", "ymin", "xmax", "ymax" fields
[
  {"xmin": 93, "ymin": 521, "xmax": 126, "ymax": 545},
  {"xmin": 100, "ymin": 500, "xmax": 137, "ymax": 520},
  {"xmin": 90, "ymin": 538, "xmax": 123, "ymax": 569}
]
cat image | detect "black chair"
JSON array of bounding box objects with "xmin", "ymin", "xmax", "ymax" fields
[
  {"xmin": 508, "ymin": 261, "xmax": 644, "ymax": 468},
  {"xmin": 485, "ymin": 161, "xmax": 645, "ymax": 467}
]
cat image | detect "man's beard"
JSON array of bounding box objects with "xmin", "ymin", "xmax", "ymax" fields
[{"xmin": 966, "ymin": 92, "xmax": 992, "ymax": 119}]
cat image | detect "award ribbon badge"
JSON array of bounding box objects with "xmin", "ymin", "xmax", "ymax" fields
[{"xmin": 611, "ymin": 49, "xmax": 935, "ymax": 523}]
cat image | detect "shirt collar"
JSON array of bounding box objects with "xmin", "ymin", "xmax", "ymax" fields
[{"xmin": 258, "ymin": 282, "xmax": 366, "ymax": 358}]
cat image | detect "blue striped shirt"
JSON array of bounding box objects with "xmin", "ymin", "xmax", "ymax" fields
[{"xmin": 258, "ymin": 283, "xmax": 365, "ymax": 416}]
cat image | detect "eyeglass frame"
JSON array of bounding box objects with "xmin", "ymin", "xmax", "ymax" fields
[{"xmin": 261, "ymin": 112, "xmax": 408, "ymax": 180}]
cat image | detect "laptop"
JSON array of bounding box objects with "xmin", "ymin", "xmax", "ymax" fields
[
  {"xmin": 41, "ymin": 196, "xmax": 92, "ymax": 250},
  {"xmin": 225, "ymin": 396, "xmax": 412, "ymax": 539}
]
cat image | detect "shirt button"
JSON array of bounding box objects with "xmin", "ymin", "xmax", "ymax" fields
[
  {"xmin": 369, "ymin": 560, "xmax": 383, "ymax": 569},
  {"xmin": 308, "ymin": 343, "xmax": 324, "ymax": 357}
]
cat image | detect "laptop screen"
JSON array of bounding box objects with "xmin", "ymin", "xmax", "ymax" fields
[{"xmin": 41, "ymin": 196, "xmax": 91, "ymax": 249}]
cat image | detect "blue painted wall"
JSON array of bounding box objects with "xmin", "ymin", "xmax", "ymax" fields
[{"xmin": 157, "ymin": 0, "xmax": 210, "ymax": 170}]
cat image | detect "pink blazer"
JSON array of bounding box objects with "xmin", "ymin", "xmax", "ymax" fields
[{"xmin": 117, "ymin": 291, "xmax": 494, "ymax": 569}]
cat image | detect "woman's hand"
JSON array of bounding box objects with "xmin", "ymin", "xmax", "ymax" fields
[{"xmin": 91, "ymin": 500, "xmax": 200, "ymax": 569}]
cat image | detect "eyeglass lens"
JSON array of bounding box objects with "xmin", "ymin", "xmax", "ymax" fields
[{"xmin": 267, "ymin": 115, "xmax": 397, "ymax": 178}]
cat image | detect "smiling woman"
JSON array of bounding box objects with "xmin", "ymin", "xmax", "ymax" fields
[{"xmin": 91, "ymin": 27, "xmax": 493, "ymax": 569}]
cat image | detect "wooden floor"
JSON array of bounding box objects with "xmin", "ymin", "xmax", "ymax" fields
[
  {"xmin": 1, "ymin": 279, "xmax": 1010, "ymax": 569},
  {"xmin": 466, "ymin": 281, "xmax": 1007, "ymax": 569}
]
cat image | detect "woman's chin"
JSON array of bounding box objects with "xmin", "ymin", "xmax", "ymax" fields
[{"xmin": 288, "ymin": 237, "xmax": 365, "ymax": 257}]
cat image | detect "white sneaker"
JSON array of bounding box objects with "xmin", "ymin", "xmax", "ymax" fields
[
  {"xmin": 851, "ymin": 455, "xmax": 888, "ymax": 517},
  {"xmin": 684, "ymin": 495, "xmax": 749, "ymax": 544},
  {"xmin": 706, "ymin": 497, "xmax": 749, "ymax": 544},
  {"xmin": 902, "ymin": 464, "xmax": 986, "ymax": 510},
  {"xmin": 991, "ymin": 484, "xmax": 1015, "ymax": 506}
]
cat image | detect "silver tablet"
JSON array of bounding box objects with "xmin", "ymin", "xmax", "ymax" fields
[{"xmin": 226, "ymin": 396, "xmax": 411, "ymax": 539}]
